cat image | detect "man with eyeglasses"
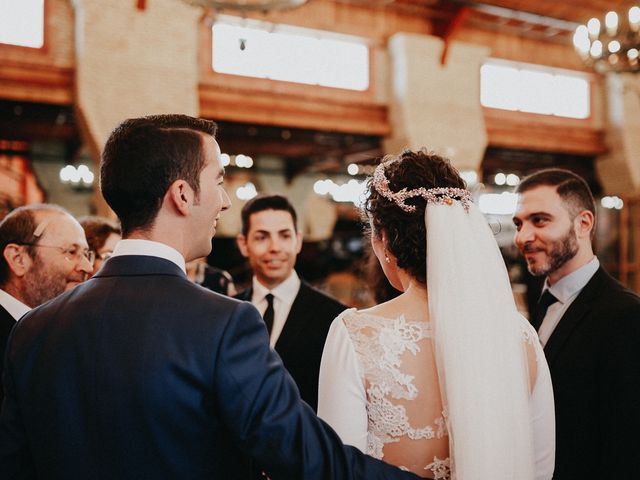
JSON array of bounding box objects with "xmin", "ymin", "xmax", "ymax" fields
[{"xmin": 0, "ymin": 203, "xmax": 93, "ymax": 403}]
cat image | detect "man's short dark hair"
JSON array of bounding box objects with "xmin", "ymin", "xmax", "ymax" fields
[
  {"xmin": 0, "ymin": 204, "xmax": 70, "ymax": 286},
  {"xmin": 240, "ymin": 194, "xmax": 298, "ymax": 236},
  {"xmin": 516, "ymin": 168, "xmax": 596, "ymax": 220},
  {"xmin": 100, "ymin": 114, "xmax": 217, "ymax": 237}
]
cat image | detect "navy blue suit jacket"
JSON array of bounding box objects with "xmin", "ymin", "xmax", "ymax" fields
[{"xmin": 0, "ymin": 255, "xmax": 418, "ymax": 480}]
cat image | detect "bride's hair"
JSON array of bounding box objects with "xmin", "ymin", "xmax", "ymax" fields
[{"xmin": 364, "ymin": 149, "xmax": 466, "ymax": 284}]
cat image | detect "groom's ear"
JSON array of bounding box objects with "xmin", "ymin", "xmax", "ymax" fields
[
  {"xmin": 165, "ymin": 179, "xmax": 193, "ymax": 217},
  {"xmin": 573, "ymin": 209, "xmax": 594, "ymax": 240}
]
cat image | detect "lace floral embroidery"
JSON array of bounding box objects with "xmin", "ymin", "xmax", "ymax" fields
[
  {"xmin": 342, "ymin": 310, "xmax": 450, "ymax": 480},
  {"xmin": 426, "ymin": 457, "xmax": 451, "ymax": 480}
]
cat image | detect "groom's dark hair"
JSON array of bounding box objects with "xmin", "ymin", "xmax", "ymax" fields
[{"xmin": 100, "ymin": 114, "xmax": 217, "ymax": 237}]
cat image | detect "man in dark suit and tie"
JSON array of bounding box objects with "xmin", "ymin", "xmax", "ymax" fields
[
  {"xmin": 0, "ymin": 114, "xmax": 419, "ymax": 480},
  {"xmin": 513, "ymin": 168, "xmax": 640, "ymax": 480},
  {"xmin": 235, "ymin": 194, "xmax": 346, "ymax": 412}
]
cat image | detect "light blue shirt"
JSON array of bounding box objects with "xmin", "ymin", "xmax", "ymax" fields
[{"xmin": 538, "ymin": 256, "xmax": 599, "ymax": 346}]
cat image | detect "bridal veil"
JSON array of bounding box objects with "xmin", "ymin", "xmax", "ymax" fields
[{"xmin": 426, "ymin": 200, "xmax": 535, "ymax": 480}]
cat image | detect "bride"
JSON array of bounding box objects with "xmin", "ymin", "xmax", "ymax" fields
[{"xmin": 318, "ymin": 149, "xmax": 555, "ymax": 480}]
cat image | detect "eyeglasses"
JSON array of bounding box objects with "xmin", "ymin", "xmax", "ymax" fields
[{"xmin": 19, "ymin": 243, "xmax": 95, "ymax": 265}]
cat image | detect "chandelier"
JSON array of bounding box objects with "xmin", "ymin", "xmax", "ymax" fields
[
  {"xmin": 573, "ymin": 6, "xmax": 640, "ymax": 73},
  {"xmin": 182, "ymin": 0, "xmax": 308, "ymax": 13}
]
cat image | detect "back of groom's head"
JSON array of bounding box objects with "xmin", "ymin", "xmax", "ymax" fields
[{"xmin": 100, "ymin": 114, "xmax": 217, "ymax": 237}]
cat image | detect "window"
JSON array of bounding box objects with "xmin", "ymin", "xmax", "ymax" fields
[
  {"xmin": 480, "ymin": 60, "xmax": 590, "ymax": 119},
  {"xmin": 212, "ymin": 16, "xmax": 369, "ymax": 91},
  {"xmin": 0, "ymin": 0, "xmax": 44, "ymax": 48}
]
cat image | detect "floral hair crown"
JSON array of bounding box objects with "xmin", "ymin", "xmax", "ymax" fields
[{"xmin": 372, "ymin": 159, "xmax": 472, "ymax": 213}]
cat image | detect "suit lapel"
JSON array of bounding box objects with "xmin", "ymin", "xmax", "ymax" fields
[
  {"xmin": 543, "ymin": 267, "xmax": 607, "ymax": 366},
  {"xmin": 274, "ymin": 283, "xmax": 308, "ymax": 352},
  {"xmin": 0, "ymin": 303, "xmax": 16, "ymax": 339}
]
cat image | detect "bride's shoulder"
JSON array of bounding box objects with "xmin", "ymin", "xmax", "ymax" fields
[
  {"xmin": 334, "ymin": 306, "xmax": 396, "ymax": 332},
  {"xmin": 337, "ymin": 306, "xmax": 384, "ymax": 322},
  {"xmin": 341, "ymin": 301, "xmax": 427, "ymax": 329},
  {"xmin": 360, "ymin": 296, "xmax": 427, "ymax": 322},
  {"xmin": 359, "ymin": 295, "xmax": 407, "ymax": 318},
  {"xmin": 352, "ymin": 302, "xmax": 406, "ymax": 322}
]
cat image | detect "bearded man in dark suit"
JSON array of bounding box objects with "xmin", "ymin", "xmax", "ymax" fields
[
  {"xmin": 0, "ymin": 114, "xmax": 420, "ymax": 480},
  {"xmin": 235, "ymin": 194, "xmax": 346, "ymax": 413},
  {"xmin": 513, "ymin": 168, "xmax": 640, "ymax": 480}
]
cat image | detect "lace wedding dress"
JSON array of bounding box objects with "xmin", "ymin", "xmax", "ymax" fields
[{"xmin": 318, "ymin": 308, "xmax": 555, "ymax": 480}]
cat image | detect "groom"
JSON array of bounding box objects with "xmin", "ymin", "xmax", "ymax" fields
[
  {"xmin": 514, "ymin": 168, "xmax": 640, "ymax": 479},
  {"xmin": 0, "ymin": 114, "xmax": 420, "ymax": 480}
]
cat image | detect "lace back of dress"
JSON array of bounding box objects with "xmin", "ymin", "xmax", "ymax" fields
[{"xmin": 343, "ymin": 311, "xmax": 451, "ymax": 479}]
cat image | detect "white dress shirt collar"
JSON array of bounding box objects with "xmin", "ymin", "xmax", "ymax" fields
[
  {"xmin": 111, "ymin": 239, "xmax": 186, "ymax": 274},
  {"xmin": 251, "ymin": 271, "xmax": 301, "ymax": 347},
  {"xmin": 545, "ymin": 256, "xmax": 600, "ymax": 304},
  {"xmin": 0, "ymin": 288, "xmax": 30, "ymax": 320},
  {"xmin": 252, "ymin": 270, "xmax": 301, "ymax": 306}
]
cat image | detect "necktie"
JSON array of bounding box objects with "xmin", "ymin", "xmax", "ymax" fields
[
  {"xmin": 263, "ymin": 293, "xmax": 275, "ymax": 335},
  {"xmin": 530, "ymin": 290, "xmax": 558, "ymax": 331}
]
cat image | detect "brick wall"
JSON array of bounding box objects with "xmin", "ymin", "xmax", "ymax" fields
[{"xmin": 73, "ymin": 0, "xmax": 200, "ymax": 150}]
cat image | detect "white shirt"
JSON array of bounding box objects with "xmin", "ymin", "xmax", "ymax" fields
[
  {"xmin": 538, "ymin": 257, "xmax": 599, "ymax": 346},
  {"xmin": 251, "ymin": 271, "xmax": 301, "ymax": 348},
  {"xmin": 111, "ymin": 239, "xmax": 186, "ymax": 274},
  {"xmin": 0, "ymin": 288, "xmax": 30, "ymax": 320}
]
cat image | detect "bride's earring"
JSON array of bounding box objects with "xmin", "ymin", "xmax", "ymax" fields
[{"xmin": 384, "ymin": 252, "xmax": 391, "ymax": 263}]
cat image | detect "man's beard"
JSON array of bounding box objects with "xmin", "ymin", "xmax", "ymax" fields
[
  {"xmin": 21, "ymin": 256, "xmax": 69, "ymax": 308},
  {"xmin": 527, "ymin": 227, "xmax": 579, "ymax": 278}
]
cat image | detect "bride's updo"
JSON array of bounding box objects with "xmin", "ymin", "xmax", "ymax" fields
[{"xmin": 364, "ymin": 149, "xmax": 466, "ymax": 284}]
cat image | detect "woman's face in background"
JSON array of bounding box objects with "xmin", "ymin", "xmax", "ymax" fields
[{"xmin": 92, "ymin": 232, "xmax": 121, "ymax": 275}]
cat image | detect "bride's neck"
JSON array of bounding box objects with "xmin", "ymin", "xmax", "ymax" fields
[
  {"xmin": 387, "ymin": 280, "xmax": 428, "ymax": 321},
  {"xmin": 397, "ymin": 270, "xmax": 427, "ymax": 297},
  {"xmin": 399, "ymin": 278, "xmax": 428, "ymax": 305}
]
